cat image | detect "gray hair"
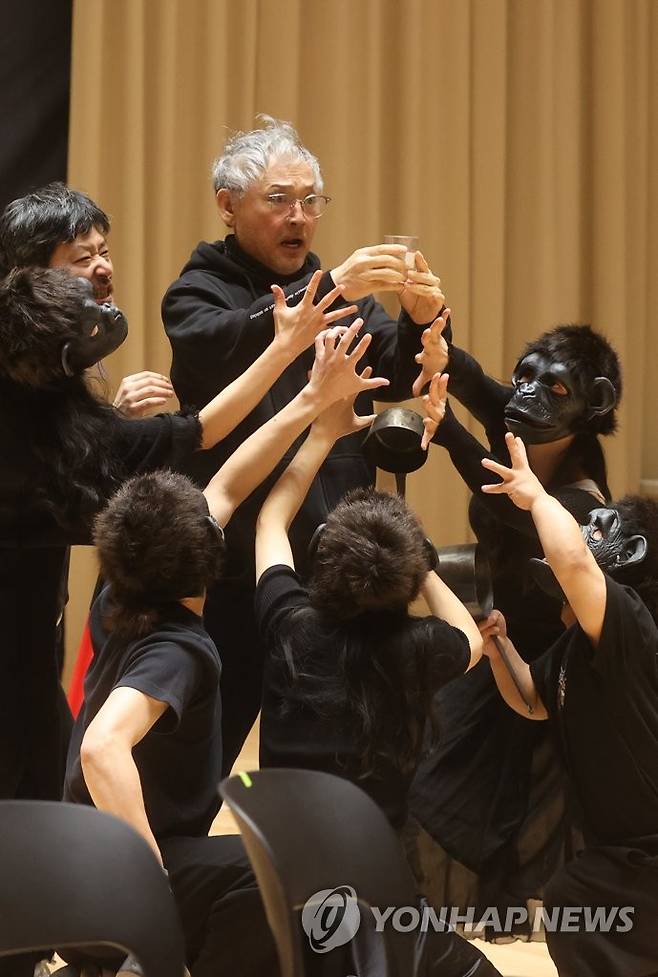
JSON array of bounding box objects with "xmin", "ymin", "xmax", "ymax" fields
[{"xmin": 211, "ymin": 115, "xmax": 323, "ymax": 194}]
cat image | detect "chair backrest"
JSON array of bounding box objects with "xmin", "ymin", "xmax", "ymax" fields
[
  {"xmin": 0, "ymin": 801, "xmax": 184, "ymax": 977},
  {"xmin": 220, "ymin": 768, "xmax": 419, "ymax": 977}
]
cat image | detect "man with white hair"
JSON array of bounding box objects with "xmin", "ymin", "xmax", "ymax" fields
[{"xmin": 162, "ymin": 116, "xmax": 445, "ymax": 773}]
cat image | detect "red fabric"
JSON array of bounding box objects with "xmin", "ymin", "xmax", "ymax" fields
[{"xmin": 67, "ymin": 619, "xmax": 92, "ymax": 717}]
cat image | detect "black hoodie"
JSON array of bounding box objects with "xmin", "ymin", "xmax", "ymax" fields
[{"xmin": 162, "ymin": 235, "xmax": 425, "ymax": 581}]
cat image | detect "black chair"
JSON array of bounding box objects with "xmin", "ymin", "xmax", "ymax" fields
[
  {"xmin": 219, "ymin": 768, "xmax": 419, "ymax": 977},
  {"xmin": 0, "ymin": 801, "xmax": 185, "ymax": 977}
]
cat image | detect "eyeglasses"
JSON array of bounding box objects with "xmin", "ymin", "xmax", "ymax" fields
[{"xmin": 265, "ymin": 193, "xmax": 331, "ymax": 218}]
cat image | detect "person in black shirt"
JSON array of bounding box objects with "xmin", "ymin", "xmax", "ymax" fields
[
  {"xmin": 407, "ymin": 325, "xmax": 621, "ymax": 935},
  {"xmin": 62, "ymin": 322, "xmax": 386, "ymax": 977},
  {"xmin": 477, "ymin": 430, "xmax": 658, "ymax": 977},
  {"xmin": 0, "ymin": 265, "xmax": 351, "ymax": 813},
  {"xmin": 254, "ymin": 375, "xmax": 503, "ymax": 976},
  {"xmin": 0, "ymin": 184, "xmax": 177, "ymax": 808}
]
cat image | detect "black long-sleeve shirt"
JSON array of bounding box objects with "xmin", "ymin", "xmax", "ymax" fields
[
  {"xmin": 432, "ymin": 345, "xmax": 606, "ymax": 660},
  {"xmin": 162, "ymin": 235, "xmax": 426, "ymax": 579}
]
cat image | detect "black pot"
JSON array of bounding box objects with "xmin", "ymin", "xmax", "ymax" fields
[
  {"xmin": 362, "ymin": 407, "xmax": 427, "ymax": 474},
  {"xmin": 433, "ymin": 542, "xmax": 493, "ymax": 621}
]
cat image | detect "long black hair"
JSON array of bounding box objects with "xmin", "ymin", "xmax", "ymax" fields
[
  {"xmin": 276, "ymin": 489, "xmax": 440, "ymax": 775},
  {"xmin": 0, "ymin": 268, "xmax": 120, "ymax": 533}
]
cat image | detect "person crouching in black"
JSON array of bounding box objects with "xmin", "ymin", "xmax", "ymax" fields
[
  {"xmin": 61, "ymin": 322, "xmax": 386, "ymax": 977},
  {"xmin": 478, "ymin": 431, "xmax": 658, "ymax": 977},
  {"xmin": 254, "ymin": 375, "xmax": 503, "ymax": 976}
]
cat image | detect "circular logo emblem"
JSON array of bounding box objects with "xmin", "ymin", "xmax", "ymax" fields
[{"xmin": 301, "ymin": 885, "xmax": 361, "ymax": 953}]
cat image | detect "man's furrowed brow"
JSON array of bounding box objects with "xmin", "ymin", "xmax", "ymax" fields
[{"xmin": 266, "ymin": 182, "xmax": 315, "ymax": 192}]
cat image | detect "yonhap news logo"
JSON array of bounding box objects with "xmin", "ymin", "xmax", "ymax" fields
[
  {"xmin": 301, "ymin": 885, "xmax": 361, "ymax": 952},
  {"xmin": 300, "ymin": 886, "xmax": 635, "ymax": 954}
]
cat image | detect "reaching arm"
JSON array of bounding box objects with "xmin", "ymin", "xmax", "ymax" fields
[
  {"xmin": 80, "ymin": 687, "xmax": 167, "ymax": 864},
  {"xmin": 434, "ymin": 402, "xmax": 543, "ymax": 536},
  {"xmin": 420, "ymin": 374, "xmax": 563, "ymax": 537},
  {"xmin": 408, "ymin": 304, "xmax": 510, "ymax": 429},
  {"xmin": 204, "ymin": 325, "xmax": 388, "ymax": 529},
  {"xmin": 254, "ymin": 393, "xmax": 375, "ymax": 581},
  {"xmin": 446, "ymin": 344, "xmax": 512, "ymax": 432},
  {"xmin": 479, "ymin": 610, "xmax": 548, "ymax": 719},
  {"xmin": 420, "ymin": 570, "xmax": 483, "ymax": 670},
  {"xmin": 482, "ymin": 432, "xmax": 608, "ymax": 645},
  {"xmin": 197, "ymin": 271, "xmax": 356, "ymax": 449},
  {"xmin": 163, "ymin": 263, "xmax": 341, "ymax": 408}
]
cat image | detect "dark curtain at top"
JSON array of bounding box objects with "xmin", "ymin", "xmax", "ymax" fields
[{"xmin": 0, "ymin": 0, "xmax": 72, "ymax": 216}]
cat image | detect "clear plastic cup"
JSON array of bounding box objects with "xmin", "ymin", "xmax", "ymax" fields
[{"xmin": 384, "ymin": 234, "xmax": 419, "ymax": 269}]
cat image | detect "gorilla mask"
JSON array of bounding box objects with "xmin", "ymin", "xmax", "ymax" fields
[
  {"xmin": 61, "ymin": 280, "xmax": 128, "ymax": 376},
  {"xmin": 504, "ymin": 350, "xmax": 616, "ymax": 445},
  {"xmin": 529, "ymin": 506, "xmax": 648, "ymax": 601}
]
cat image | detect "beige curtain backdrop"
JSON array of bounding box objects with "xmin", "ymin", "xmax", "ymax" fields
[{"xmin": 64, "ymin": 0, "xmax": 658, "ymax": 676}]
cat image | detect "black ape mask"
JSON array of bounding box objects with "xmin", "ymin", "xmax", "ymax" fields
[
  {"xmin": 529, "ymin": 506, "xmax": 648, "ymax": 601},
  {"xmin": 61, "ymin": 280, "xmax": 128, "ymax": 376},
  {"xmin": 504, "ymin": 350, "xmax": 616, "ymax": 445}
]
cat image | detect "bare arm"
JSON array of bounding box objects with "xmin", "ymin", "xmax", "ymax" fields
[
  {"xmin": 80, "ymin": 687, "xmax": 167, "ymax": 864},
  {"xmin": 255, "ymin": 393, "xmax": 376, "ymax": 581},
  {"xmin": 420, "ymin": 570, "xmax": 483, "ymax": 670},
  {"xmin": 479, "ymin": 611, "xmax": 548, "ymax": 719},
  {"xmin": 482, "ymin": 432, "xmax": 607, "ymax": 646},
  {"xmin": 198, "ymin": 271, "xmax": 356, "ymax": 449},
  {"xmin": 204, "ymin": 326, "xmax": 387, "ymax": 529}
]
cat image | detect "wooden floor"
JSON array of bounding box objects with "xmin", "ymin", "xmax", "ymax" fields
[{"xmin": 212, "ymin": 720, "xmax": 558, "ymax": 977}]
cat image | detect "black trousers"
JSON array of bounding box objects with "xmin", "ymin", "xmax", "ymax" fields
[
  {"xmin": 50, "ymin": 834, "xmax": 278, "ymax": 977},
  {"xmin": 160, "ymin": 834, "xmax": 278, "ymax": 977},
  {"xmin": 0, "ymin": 546, "xmax": 73, "ymax": 801},
  {"xmin": 203, "ymin": 583, "xmax": 265, "ymax": 777},
  {"xmin": 544, "ymin": 845, "xmax": 658, "ymax": 977}
]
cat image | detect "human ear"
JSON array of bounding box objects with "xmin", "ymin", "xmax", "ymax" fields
[
  {"xmin": 588, "ymin": 377, "xmax": 616, "ymax": 417},
  {"xmin": 216, "ymin": 188, "xmax": 235, "ymax": 227}
]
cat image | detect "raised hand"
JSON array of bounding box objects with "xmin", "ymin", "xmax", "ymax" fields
[
  {"xmin": 330, "ymin": 245, "xmax": 408, "ymax": 301},
  {"xmin": 308, "ymin": 320, "xmax": 390, "ymax": 404},
  {"xmin": 481, "ymin": 431, "xmax": 545, "ymax": 510},
  {"xmin": 420, "ymin": 372, "xmax": 449, "ymax": 450},
  {"xmin": 313, "ymin": 367, "xmax": 378, "ymax": 442},
  {"xmin": 271, "ymin": 269, "xmax": 358, "ymax": 358},
  {"xmin": 113, "ymin": 371, "xmax": 174, "ymax": 417},
  {"xmin": 399, "ymin": 251, "xmax": 445, "ymax": 325},
  {"xmin": 478, "ymin": 609, "xmax": 508, "ymax": 659},
  {"xmin": 412, "ymin": 307, "xmax": 451, "ymax": 397}
]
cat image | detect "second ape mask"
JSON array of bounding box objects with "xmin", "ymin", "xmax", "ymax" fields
[{"xmin": 503, "ymin": 325, "xmax": 620, "ymax": 445}]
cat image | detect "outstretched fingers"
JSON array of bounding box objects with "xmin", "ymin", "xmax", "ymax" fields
[
  {"xmin": 429, "ymin": 371, "xmax": 449, "ymax": 407},
  {"xmin": 321, "ymin": 302, "xmax": 359, "ymax": 327},
  {"xmin": 312, "ymin": 279, "xmax": 352, "ymax": 317},
  {"xmin": 337, "ymin": 317, "xmax": 365, "ymax": 351},
  {"xmin": 357, "ymin": 367, "xmax": 389, "ymax": 392},
  {"xmin": 300, "ymin": 269, "xmax": 324, "ymax": 306},
  {"xmin": 421, "ymin": 417, "xmax": 435, "ymax": 452},
  {"xmin": 347, "ymin": 332, "xmax": 373, "ymax": 364},
  {"xmin": 480, "ymin": 456, "xmax": 514, "ymax": 494},
  {"xmin": 355, "ymin": 357, "xmax": 388, "ymax": 393},
  {"xmin": 504, "ymin": 430, "xmax": 530, "ymax": 468},
  {"xmin": 271, "ymin": 283, "xmax": 287, "ymax": 314},
  {"xmin": 481, "ymin": 456, "xmax": 512, "ymax": 478}
]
